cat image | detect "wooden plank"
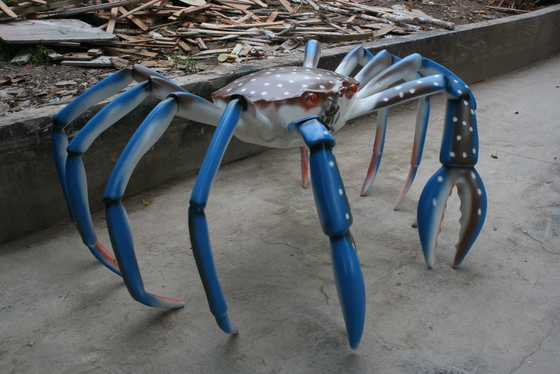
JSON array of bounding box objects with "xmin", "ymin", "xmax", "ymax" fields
[
  {"xmin": 107, "ymin": 47, "xmax": 158, "ymax": 57},
  {"xmin": 106, "ymin": 6, "xmax": 119, "ymax": 34},
  {"xmin": 61, "ymin": 56, "xmax": 116, "ymax": 67},
  {"xmin": 0, "ymin": 1, "xmax": 18, "ymax": 18},
  {"xmin": 177, "ymin": 39, "xmax": 192, "ymax": 52},
  {"xmin": 0, "ymin": 19, "xmax": 116, "ymax": 44},
  {"xmin": 118, "ymin": 6, "xmax": 150, "ymax": 31},
  {"xmin": 278, "ymin": 0, "xmax": 294, "ymax": 13}
]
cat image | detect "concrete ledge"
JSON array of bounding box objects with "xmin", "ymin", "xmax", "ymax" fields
[{"xmin": 1, "ymin": 4, "xmax": 559, "ymax": 244}]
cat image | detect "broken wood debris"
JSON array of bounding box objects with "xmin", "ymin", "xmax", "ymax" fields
[{"xmin": 0, "ymin": 0, "xmax": 461, "ymax": 68}]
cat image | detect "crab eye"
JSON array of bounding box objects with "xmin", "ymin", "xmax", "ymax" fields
[
  {"xmin": 345, "ymin": 83, "xmax": 358, "ymax": 98},
  {"xmin": 302, "ymin": 92, "xmax": 318, "ymax": 108}
]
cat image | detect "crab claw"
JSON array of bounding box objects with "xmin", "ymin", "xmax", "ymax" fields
[{"xmin": 417, "ymin": 167, "xmax": 487, "ymax": 268}]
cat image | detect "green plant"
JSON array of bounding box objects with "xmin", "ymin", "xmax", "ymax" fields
[
  {"xmin": 184, "ymin": 54, "xmax": 197, "ymax": 74},
  {"xmin": 30, "ymin": 45, "xmax": 55, "ymax": 65}
]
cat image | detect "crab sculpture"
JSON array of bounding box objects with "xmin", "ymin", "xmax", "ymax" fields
[{"xmin": 52, "ymin": 40, "xmax": 487, "ymax": 349}]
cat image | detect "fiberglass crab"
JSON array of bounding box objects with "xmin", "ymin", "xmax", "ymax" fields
[{"xmin": 52, "ymin": 40, "xmax": 487, "ymax": 349}]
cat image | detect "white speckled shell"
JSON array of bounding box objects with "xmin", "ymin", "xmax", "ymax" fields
[{"xmin": 212, "ymin": 67, "xmax": 358, "ymax": 148}]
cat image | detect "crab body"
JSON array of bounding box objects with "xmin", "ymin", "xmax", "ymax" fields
[{"xmin": 212, "ymin": 67, "xmax": 359, "ymax": 148}]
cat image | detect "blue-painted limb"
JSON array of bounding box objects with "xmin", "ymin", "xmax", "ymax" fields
[
  {"xmin": 102, "ymin": 97, "xmax": 183, "ymax": 308},
  {"xmin": 335, "ymin": 46, "xmax": 374, "ymax": 76},
  {"xmin": 421, "ymin": 58, "xmax": 475, "ymax": 105},
  {"xmin": 104, "ymin": 98, "xmax": 178, "ymax": 200},
  {"xmin": 66, "ymin": 155, "xmax": 121, "ymax": 275},
  {"xmin": 360, "ymin": 108, "xmax": 389, "ymax": 196},
  {"xmin": 417, "ymin": 167, "xmax": 487, "ymax": 268},
  {"xmin": 303, "ymin": 39, "xmax": 321, "ymax": 68},
  {"xmin": 189, "ymin": 97, "xmax": 244, "ymax": 334},
  {"xmin": 294, "ymin": 116, "xmax": 366, "ymax": 349},
  {"xmin": 52, "ymin": 128, "xmax": 75, "ymax": 223},
  {"xmin": 439, "ymin": 98, "xmax": 479, "ymax": 167},
  {"xmin": 330, "ymin": 232, "xmax": 366, "ymax": 349},
  {"xmin": 67, "ymin": 81, "xmax": 152, "ymax": 154},
  {"xmin": 106, "ymin": 201, "xmax": 184, "ymax": 308},
  {"xmin": 53, "ymin": 68, "xmax": 134, "ymax": 130},
  {"xmin": 393, "ymin": 96, "xmax": 431, "ymax": 210}
]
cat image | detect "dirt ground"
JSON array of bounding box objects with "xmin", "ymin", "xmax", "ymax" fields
[{"xmin": 0, "ymin": 0, "xmax": 556, "ymax": 115}]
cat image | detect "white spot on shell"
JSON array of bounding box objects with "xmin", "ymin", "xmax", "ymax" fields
[
  {"xmin": 469, "ymin": 127, "xmax": 473, "ymax": 132},
  {"xmin": 383, "ymin": 97, "xmax": 389, "ymax": 102},
  {"xmin": 250, "ymin": 91, "xmax": 255, "ymax": 94},
  {"xmin": 277, "ymin": 84, "xmax": 283, "ymax": 87},
  {"xmin": 409, "ymin": 89, "xmax": 416, "ymax": 94},
  {"xmin": 241, "ymin": 88, "xmax": 246, "ymax": 92},
  {"xmin": 399, "ymin": 92, "xmax": 404, "ymax": 98},
  {"xmin": 396, "ymin": 85, "xmax": 403, "ymax": 90},
  {"xmin": 457, "ymin": 135, "xmax": 462, "ymax": 141},
  {"xmin": 473, "ymin": 148, "xmax": 477, "ymax": 154},
  {"xmin": 470, "ymin": 109, "xmax": 475, "ymax": 114},
  {"xmin": 457, "ymin": 90, "xmax": 463, "ymax": 94},
  {"xmin": 329, "ymin": 161, "xmax": 334, "ymax": 167},
  {"xmin": 251, "ymin": 79, "xmax": 256, "ymax": 82},
  {"xmin": 464, "ymin": 100, "xmax": 469, "ymax": 106},
  {"xmin": 276, "ymin": 75, "xmax": 282, "ymax": 78},
  {"xmin": 477, "ymin": 188, "xmax": 482, "ymax": 195},
  {"xmin": 450, "ymin": 151, "xmax": 456, "ymax": 157},
  {"xmin": 437, "ymin": 176, "xmax": 443, "ymax": 182},
  {"xmin": 302, "ymin": 84, "xmax": 308, "ymax": 88},
  {"xmin": 453, "ymin": 117, "xmax": 458, "ymax": 122},
  {"xmin": 462, "ymin": 152, "xmax": 467, "ymax": 158},
  {"xmin": 262, "ymin": 92, "xmax": 267, "ymax": 95},
  {"xmin": 265, "ymin": 72, "xmax": 271, "ymax": 75},
  {"xmin": 471, "ymin": 172, "xmax": 476, "ymax": 179},
  {"xmin": 226, "ymin": 88, "xmax": 232, "ymax": 92},
  {"xmin": 433, "ymin": 199, "xmax": 438, "ymax": 206},
  {"xmin": 323, "ymin": 131, "xmax": 329, "ymax": 135},
  {"xmin": 320, "ymin": 85, "xmax": 325, "ymax": 89},
  {"xmin": 434, "ymin": 82, "xmax": 439, "ymax": 86},
  {"xmin": 289, "ymin": 80, "xmax": 295, "ymax": 83},
  {"xmin": 478, "ymin": 208, "xmax": 482, "ymax": 215},
  {"xmin": 417, "ymin": 80, "xmax": 423, "ymax": 84},
  {"xmin": 284, "ymin": 92, "xmax": 290, "ymax": 95},
  {"xmin": 339, "ymin": 188, "xmax": 343, "ymax": 195},
  {"xmin": 453, "ymin": 79, "xmax": 459, "ymax": 83},
  {"xmin": 264, "ymin": 83, "xmax": 270, "ymax": 86},
  {"xmin": 462, "ymin": 121, "xmax": 467, "ymax": 126},
  {"xmin": 238, "ymin": 83, "xmax": 243, "ymax": 86}
]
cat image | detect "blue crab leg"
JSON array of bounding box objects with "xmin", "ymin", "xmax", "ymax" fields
[
  {"xmin": 297, "ymin": 40, "xmax": 323, "ymax": 188},
  {"xmin": 357, "ymin": 53, "xmax": 423, "ymax": 99},
  {"xmin": 303, "ymin": 39, "xmax": 321, "ymax": 68},
  {"xmin": 65, "ymin": 81, "xmax": 152, "ymax": 275},
  {"xmin": 102, "ymin": 96, "xmax": 190, "ymax": 308},
  {"xmin": 393, "ymin": 96, "xmax": 430, "ymax": 210},
  {"xmin": 360, "ymin": 108, "xmax": 389, "ymax": 196},
  {"xmin": 189, "ymin": 97, "xmax": 244, "ymax": 334},
  {"xmin": 293, "ymin": 116, "xmax": 366, "ymax": 349},
  {"xmin": 348, "ymin": 54, "xmax": 430, "ymax": 203},
  {"xmin": 417, "ymin": 167, "xmax": 487, "ymax": 268},
  {"xmin": 334, "ymin": 45, "xmax": 374, "ymax": 76},
  {"xmin": 53, "ymin": 66, "xmax": 185, "ymax": 272}
]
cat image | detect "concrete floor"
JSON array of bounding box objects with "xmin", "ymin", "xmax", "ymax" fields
[{"xmin": 1, "ymin": 54, "xmax": 559, "ymax": 374}]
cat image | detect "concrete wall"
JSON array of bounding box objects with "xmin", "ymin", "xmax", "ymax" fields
[{"xmin": 1, "ymin": 4, "xmax": 559, "ymax": 244}]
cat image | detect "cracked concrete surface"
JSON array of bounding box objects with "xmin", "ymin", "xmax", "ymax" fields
[{"xmin": 1, "ymin": 54, "xmax": 559, "ymax": 373}]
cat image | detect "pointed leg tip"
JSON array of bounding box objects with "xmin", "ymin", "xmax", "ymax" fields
[
  {"xmin": 144, "ymin": 293, "xmax": 185, "ymax": 308},
  {"xmin": 349, "ymin": 341, "xmax": 361, "ymax": 350},
  {"xmin": 216, "ymin": 315, "xmax": 237, "ymax": 334}
]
